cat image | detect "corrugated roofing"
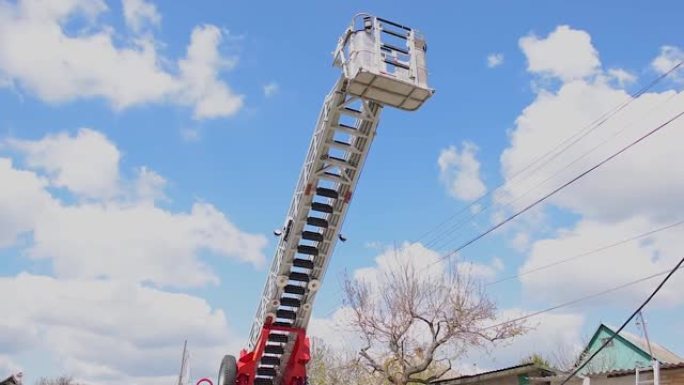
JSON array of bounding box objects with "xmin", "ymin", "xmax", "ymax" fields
[
  {"xmin": 596, "ymin": 362, "xmax": 684, "ymax": 377},
  {"xmin": 604, "ymin": 324, "xmax": 684, "ymax": 364}
]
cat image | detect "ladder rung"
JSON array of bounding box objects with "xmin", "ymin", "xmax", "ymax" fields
[
  {"xmin": 377, "ymin": 17, "xmax": 411, "ymax": 31},
  {"xmin": 301, "ymin": 231, "xmax": 324, "ymax": 242},
  {"xmin": 272, "ymin": 321, "xmax": 293, "ymax": 327},
  {"xmin": 326, "ymin": 156, "xmax": 351, "ymax": 169},
  {"xmin": 306, "ymin": 217, "xmax": 329, "ymax": 228},
  {"xmin": 279, "ymin": 297, "xmax": 301, "ymax": 307},
  {"xmin": 381, "ymin": 43, "xmax": 409, "ymax": 55},
  {"xmin": 319, "ymin": 172, "xmax": 346, "ymax": 183},
  {"xmin": 292, "ymin": 258, "xmax": 314, "ymax": 269},
  {"xmin": 341, "ymin": 107, "xmax": 363, "ymax": 118},
  {"xmin": 334, "ymin": 124, "xmax": 365, "ymax": 137},
  {"xmin": 264, "ymin": 345, "xmax": 284, "ymax": 355},
  {"xmin": 289, "ymin": 272, "xmax": 310, "ymax": 282},
  {"xmin": 384, "ymin": 59, "xmax": 410, "ymax": 70},
  {"xmin": 329, "ymin": 140, "xmax": 360, "ymax": 154},
  {"xmin": 284, "ymin": 284, "xmax": 306, "ymax": 295},
  {"xmin": 255, "ymin": 378, "xmax": 273, "ymax": 385},
  {"xmin": 257, "ymin": 367, "xmax": 277, "ymax": 377},
  {"xmin": 311, "ymin": 202, "xmax": 334, "ymax": 213},
  {"xmin": 297, "ymin": 245, "xmax": 319, "ymax": 256},
  {"xmin": 267, "ymin": 333, "xmax": 289, "ymax": 343},
  {"xmin": 316, "ymin": 187, "xmax": 339, "ymax": 199},
  {"xmin": 261, "ymin": 356, "xmax": 281, "ymax": 366},
  {"xmin": 381, "ymin": 28, "xmax": 408, "ymax": 40}
]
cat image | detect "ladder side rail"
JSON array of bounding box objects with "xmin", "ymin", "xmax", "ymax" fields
[
  {"xmin": 267, "ymin": 88, "xmax": 383, "ymax": 384},
  {"xmin": 297, "ymin": 95, "xmax": 383, "ymax": 330},
  {"xmin": 248, "ymin": 81, "xmax": 344, "ymax": 349},
  {"xmin": 252, "ymin": 86, "xmax": 351, "ymax": 384}
]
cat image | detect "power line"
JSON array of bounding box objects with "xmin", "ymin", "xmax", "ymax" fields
[
  {"xmin": 321, "ymin": 214, "xmax": 684, "ymax": 319},
  {"xmin": 558, "ymin": 255, "xmax": 684, "ymax": 385},
  {"xmin": 319, "ymin": 219, "xmax": 684, "ymax": 318},
  {"xmin": 318, "ymin": 107, "xmax": 683, "ymax": 320},
  {"xmin": 319, "ymin": 260, "xmax": 684, "ymax": 335},
  {"xmin": 425, "ymin": 109, "xmax": 684, "ymax": 269},
  {"xmin": 485, "ymin": 219, "xmax": 684, "ymax": 287},
  {"xmin": 416, "ymin": 61, "xmax": 684, "ymax": 251},
  {"xmin": 427, "ymin": 90, "xmax": 679, "ymax": 254},
  {"xmin": 318, "ymin": 62, "xmax": 684, "ymax": 329},
  {"xmin": 479, "ymin": 264, "xmax": 684, "ymax": 333}
]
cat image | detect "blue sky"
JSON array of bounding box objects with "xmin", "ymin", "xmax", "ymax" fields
[{"xmin": 1, "ymin": 1, "xmax": 684, "ymax": 384}]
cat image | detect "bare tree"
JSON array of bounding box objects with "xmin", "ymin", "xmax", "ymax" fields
[
  {"xmin": 307, "ymin": 337, "xmax": 370, "ymax": 385},
  {"xmin": 343, "ymin": 256, "xmax": 526, "ymax": 385}
]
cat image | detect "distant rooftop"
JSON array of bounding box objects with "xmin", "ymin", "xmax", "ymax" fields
[{"xmin": 434, "ymin": 363, "xmax": 557, "ymax": 385}]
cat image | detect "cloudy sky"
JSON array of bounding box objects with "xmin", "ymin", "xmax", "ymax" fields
[{"xmin": 1, "ymin": 0, "xmax": 683, "ymax": 384}]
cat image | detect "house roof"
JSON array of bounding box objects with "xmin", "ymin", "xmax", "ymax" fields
[
  {"xmin": 603, "ymin": 324, "xmax": 684, "ymax": 364},
  {"xmin": 434, "ymin": 363, "xmax": 556, "ymax": 385},
  {"xmin": 0, "ymin": 375, "xmax": 20, "ymax": 385},
  {"xmin": 593, "ymin": 362, "xmax": 684, "ymax": 378}
]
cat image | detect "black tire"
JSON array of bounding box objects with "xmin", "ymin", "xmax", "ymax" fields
[{"xmin": 218, "ymin": 354, "xmax": 237, "ymax": 385}]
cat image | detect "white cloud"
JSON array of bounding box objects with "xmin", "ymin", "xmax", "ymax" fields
[
  {"xmin": 0, "ymin": 129, "xmax": 268, "ymax": 287},
  {"xmin": 486, "ymin": 53, "xmax": 504, "ymax": 68},
  {"xmin": 520, "ymin": 25, "xmax": 600, "ymax": 81},
  {"xmin": 0, "ymin": 127, "xmax": 267, "ymax": 383},
  {"xmin": 499, "ymin": 74, "xmax": 684, "ymax": 223},
  {"xmin": 0, "ymin": 158, "xmax": 53, "ymax": 247},
  {"xmin": 0, "ymin": 356, "xmax": 22, "ymax": 377},
  {"xmin": 467, "ymin": 310, "xmax": 584, "ymax": 370},
  {"xmin": 353, "ymin": 242, "xmax": 446, "ymax": 285},
  {"xmin": 501, "ymin": 26, "xmax": 684, "ymax": 310},
  {"xmin": 438, "ymin": 141, "xmax": 487, "ymax": 201},
  {"xmin": 263, "ymin": 82, "xmax": 279, "ymax": 97},
  {"xmin": 122, "ymin": 0, "xmax": 161, "ymax": 33},
  {"xmin": 135, "ymin": 166, "xmax": 167, "ymax": 203},
  {"xmin": 510, "ymin": 232, "xmax": 530, "ymax": 252},
  {"xmin": 353, "ymin": 243, "xmax": 505, "ymax": 287},
  {"xmin": 8, "ymin": 129, "xmax": 121, "ymax": 199},
  {"xmin": 309, "ymin": 307, "xmax": 360, "ymax": 352},
  {"xmin": 0, "ymin": 273, "xmax": 238, "ymax": 385},
  {"xmin": 651, "ymin": 46, "xmax": 684, "ymax": 81},
  {"xmin": 519, "ymin": 218, "xmax": 684, "ymax": 307},
  {"xmin": 0, "ymin": 0, "xmax": 243, "ymax": 119},
  {"xmin": 178, "ymin": 25, "xmax": 244, "ymax": 119},
  {"xmin": 607, "ymin": 68, "xmax": 636, "ymax": 87},
  {"xmin": 29, "ymin": 201, "xmax": 267, "ymax": 287},
  {"xmin": 457, "ymin": 257, "xmax": 504, "ymax": 281}
]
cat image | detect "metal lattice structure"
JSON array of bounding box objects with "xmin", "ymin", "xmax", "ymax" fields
[{"xmin": 218, "ymin": 14, "xmax": 434, "ymax": 385}]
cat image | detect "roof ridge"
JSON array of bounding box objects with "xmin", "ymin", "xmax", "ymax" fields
[{"xmin": 602, "ymin": 323, "xmax": 684, "ymax": 364}]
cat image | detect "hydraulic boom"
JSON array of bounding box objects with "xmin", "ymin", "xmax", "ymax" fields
[{"xmin": 217, "ymin": 14, "xmax": 434, "ymax": 385}]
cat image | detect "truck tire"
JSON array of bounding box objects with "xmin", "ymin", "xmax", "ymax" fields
[{"xmin": 218, "ymin": 355, "xmax": 237, "ymax": 385}]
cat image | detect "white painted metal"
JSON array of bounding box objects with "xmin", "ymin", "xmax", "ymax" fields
[
  {"xmin": 333, "ymin": 14, "xmax": 432, "ymax": 110},
  {"xmin": 245, "ymin": 14, "xmax": 433, "ymax": 384}
]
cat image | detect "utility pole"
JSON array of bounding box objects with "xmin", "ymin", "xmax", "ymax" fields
[
  {"xmin": 637, "ymin": 312, "xmax": 654, "ymax": 359},
  {"xmin": 636, "ymin": 312, "xmax": 659, "ymax": 385},
  {"xmin": 178, "ymin": 340, "xmax": 191, "ymax": 385}
]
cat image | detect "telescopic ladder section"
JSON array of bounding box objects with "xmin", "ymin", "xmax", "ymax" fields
[{"xmin": 220, "ymin": 14, "xmax": 434, "ymax": 385}]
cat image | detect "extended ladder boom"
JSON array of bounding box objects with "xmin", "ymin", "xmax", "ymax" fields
[{"xmin": 218, "ymin": 14, "xmax": 434, "ymax": 385}]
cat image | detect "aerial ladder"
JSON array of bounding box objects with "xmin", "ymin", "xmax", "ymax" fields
[{"xmin": 216, "ymin": 14, "xmax": 434, "ymax": 385}]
